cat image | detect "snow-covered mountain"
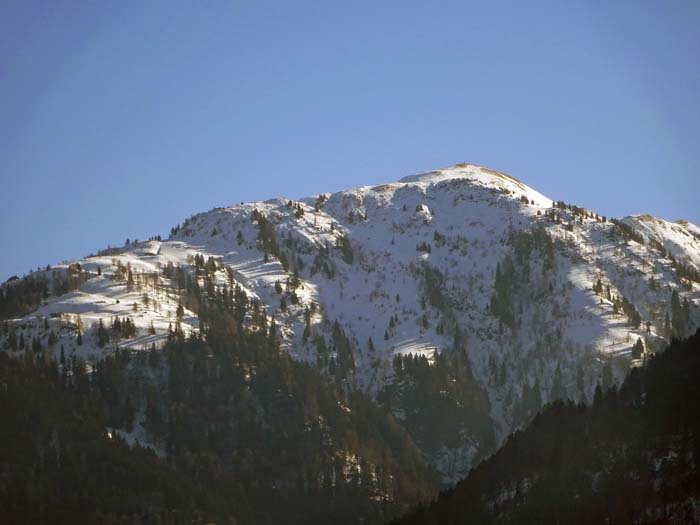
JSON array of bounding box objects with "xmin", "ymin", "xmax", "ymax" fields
[{"xmin": 2, "ymin": 163, "xmax": 698, "ymax": 483}]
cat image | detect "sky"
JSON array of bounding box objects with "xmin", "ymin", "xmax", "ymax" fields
[{"xmin": 1, "ymin": 0, "xmax": 698, "ymax": 281}]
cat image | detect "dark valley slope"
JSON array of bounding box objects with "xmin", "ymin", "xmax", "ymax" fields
[{"xmin": 394, "ymin": 330, "xmax": 700, "ymax": 524}]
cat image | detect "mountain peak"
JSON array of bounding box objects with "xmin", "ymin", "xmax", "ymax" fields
[
  {"xmin": 399, "ymin": 163, "xmax": 552, "ymax": 207},
  {"xmin": 1, "ymin": 159, "xmax": 698, "ymax": 489}
]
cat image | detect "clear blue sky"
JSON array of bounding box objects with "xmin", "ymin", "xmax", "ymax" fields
[{"xmin": 1, "ymin": 1, "xmax": 698, "ymax": 281}]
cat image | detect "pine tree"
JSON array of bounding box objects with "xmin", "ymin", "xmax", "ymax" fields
[
  {"xmin": 593, "ymin": 383, "xmax": 603, "ymax": 407},
  {"xmin": 97, "ymin": 318, "xmax": 107, "ymax": 348},
  {"xmin": 671, "ymin": 290, "xmax": 684, "ymax": 337},
  {"xmin": 8, "ymin": 328, "xmax": 17, "ymax": 351},
  {"xmin": 491, "ymin": 258, "xmax": 515, "ymax": 328},
  {"xmin": 602, "ymin": 361, "xmax": 614, "ymax": 392},
  {"xmin": 631, "ymin": 337, "xmax": 644, "ymax": 359},
  {"xmin": 269, "ymin": 318, "xmax": 277, "ymax": 341},
  {"xmin": 336, "ymin": 234, "xmax": 354, "ymax": 264},
  {"xmin": 551, "ymin": 364, "xmax": 564, "ymax": 401},
  {"xmin": 148, "ymin": 344, "xmax": 159, "ymax": 368},
  {"xmin": 593, "ymin": 277, "xmax": 603, "ymax": 294},
  {"xmin": 176, "ymin": 303, "xmax": 185, "ymax": 322}
]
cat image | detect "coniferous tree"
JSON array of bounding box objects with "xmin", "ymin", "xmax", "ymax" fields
[
  {"xmin": 176, "ymin": 303, "xmax": 185, "ymax": 322},
  {"xmin": 31, "ymin": 335, "xmax": 42, "ymax": 354},
  {"xmin": 97, "ymin": 318, "xmax": 107, "ymax": 348},
  {"xmin": 8, "ymin": 327, "xmax": 17, "ymax": 351},
  {"xmin": 602, "ymin": 361, "xmax": 614, "ymax": 392},
  {"xmin": 490, "ymin": 258, "xmax": 515, "ymax": 328},
  {"xmin": 632, "ymin": 337, "xmax": 644, "ymax": 359},
  {"xmin": 593, "ymin": 382, "xmax": 604, "ymax": 407},
  {"xmin": 670, "ymin": 290, "xmax": 687, "ymax": 337},
  {"xmin": 336, "ymin": 233, "xmax": 354, "ymax": 264},
  {"xmin": 148, "ymin": 344, "xmax": 159, "ymax": 368}
]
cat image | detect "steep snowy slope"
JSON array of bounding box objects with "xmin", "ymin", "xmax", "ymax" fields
[{"xmin": 2, "ymin": 163, "xmax": 698, "ymax": 483}]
